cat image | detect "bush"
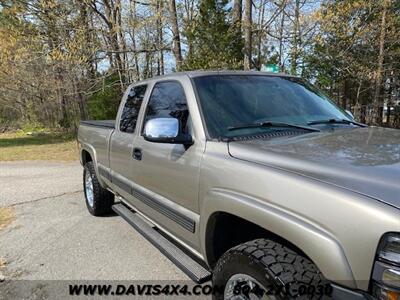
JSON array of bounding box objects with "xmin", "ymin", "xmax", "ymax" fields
[{"xmin": 20, "ymin": 122, "xmax": 47, "ymax": 133}]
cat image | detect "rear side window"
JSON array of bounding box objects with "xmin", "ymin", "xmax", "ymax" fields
[
  {"xmin": 120, "ymin": 85, "xmax": 147, "ymax": 133},
  {"xmin": 143, "ymin": 81, "xmax": 189, "ymax": 132}
]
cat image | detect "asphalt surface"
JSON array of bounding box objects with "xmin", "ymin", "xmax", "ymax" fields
[{"xmin": 0, "ymin": 161, "xmax": 194, "ymax": 298}]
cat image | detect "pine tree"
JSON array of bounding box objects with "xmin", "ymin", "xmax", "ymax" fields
[{"xmin": 182, "ymin": 0, "xmax": 243, "ymax": 70}]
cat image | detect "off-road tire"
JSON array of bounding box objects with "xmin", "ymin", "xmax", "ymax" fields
[
  {"xmin": 213, "ymin": 238, "xmax": 330, "ymax": 299},
  {"xmin": 83, "ymin": 162, "xmax": 114, "ymax": 216}
]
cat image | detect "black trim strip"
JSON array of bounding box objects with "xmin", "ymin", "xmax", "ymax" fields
[
  {"xmin": 131, "ymin": 189, "xmax": 195, "ymax": 233},
  {"xmin": 97, "ymin": 164, "xmax": 111, "ymax": 181},
  {"xmin": 112, "ymin": 175, "xmax": 131, "ymax": 195},
  {"xmin": 80, "ymin": 120, "xmax": 115, "ymax": 129},
  {"xmin": 111, "ymin": 174, "xmax": 195, "ymax": 233}
]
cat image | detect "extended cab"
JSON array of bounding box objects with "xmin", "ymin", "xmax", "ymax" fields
[{"xmin": 78, "ymin": 71, "xmax": 400, "ymax": 299}]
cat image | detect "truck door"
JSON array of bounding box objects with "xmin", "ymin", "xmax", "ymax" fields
[
  {"xmin": 129, "ymin": 80, "xmax": 204, "ymax": 248},
  {"xmin": 109, "ymin": 84, "xmax": 148, "ymax": 199}
]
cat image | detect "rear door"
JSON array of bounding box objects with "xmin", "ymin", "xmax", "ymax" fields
[{"xmin": 109, "ymin": 84, "xmax": 148, "ymax": 199}]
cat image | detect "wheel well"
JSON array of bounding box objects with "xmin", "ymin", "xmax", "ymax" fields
[
  {"xmin": 205, "ymin": 212, "xmax": 311, "ymax": 268},
  {"xmin": 81, "ymin": 150, "xmax": 92, "ymax": 165}
]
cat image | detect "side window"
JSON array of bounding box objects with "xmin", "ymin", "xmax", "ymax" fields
[
  {"xmin": 119, "ymin": 85, "xmax": 147, "ymax": 133},
  {"xmin": 143, "ymin": 81, "xmax": 189, "ymax": 133}
]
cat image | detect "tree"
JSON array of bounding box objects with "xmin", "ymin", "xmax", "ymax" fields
[
  {"xmin": 1, "ymin": 0, "xmax": 399, "ymax": 130},
  {"xmin": 232, "ymin": 0, "xmax": 242, "ymax": 26},
  {"xmin": 290, "ymin": 0, "xmax": 300, "ymax": 75},
  {"xmin": 372, "ymin": 0, "xmax": 389, "ymax": 125},
  {"xmin": 243, "ymin": 0, "xmax": 252, "ymax": 69},
  {"xmin": 169, "ymin": 0, "xmax": 183, "ymax": 69},
  {"xmin": 182, "ymin": 0, "xmax": 243, "ymax": 70}
]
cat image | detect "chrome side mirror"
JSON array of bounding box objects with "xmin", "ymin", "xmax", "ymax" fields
[
  {"xmin": 143, "ymin": 118, "xmax": 193, "ymax": 145},
  {"xmin": 346, "ymin": 110, "xmax": 355, "ymax": 120}
]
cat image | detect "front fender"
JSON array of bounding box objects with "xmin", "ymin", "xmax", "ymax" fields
[{"xmin": 200, "ymin": 188, "xmax": 357, "ymax": 288}]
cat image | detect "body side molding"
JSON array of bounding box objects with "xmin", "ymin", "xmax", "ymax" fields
[{"xmin": 111, "ymin": 173, "xmax": 196, "ymax": 233}]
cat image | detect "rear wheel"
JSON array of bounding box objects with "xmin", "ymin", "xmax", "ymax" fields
[
  {"xmin": 212, "ymin": 238, "xmax": 330, "ymax": 300},
  {"xmin": 83, "ymin": 162, "xmax": 114, "ymax": 216}
]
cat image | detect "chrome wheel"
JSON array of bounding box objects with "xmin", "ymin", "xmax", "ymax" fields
[
  {"xmin": 85, "ymin": 172, "xmax": 94, "ymax": 207},
  {"xmin": 224, "ymin": 274, "xmax": 275, "ymax": 300}
]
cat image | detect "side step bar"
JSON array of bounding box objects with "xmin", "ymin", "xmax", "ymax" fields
[{"xmin": 112, "ymin": 203, "xmax": 212, "ymax": 284}]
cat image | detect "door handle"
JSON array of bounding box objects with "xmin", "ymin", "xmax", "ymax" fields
[{"xmin": 132, "ymin": 147, "xmax": 142, "ymax": 161}]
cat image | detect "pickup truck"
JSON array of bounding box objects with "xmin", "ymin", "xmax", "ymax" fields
[{"xmin": 78, "ymin": 71, "xmax": 400, "ymax": 300}]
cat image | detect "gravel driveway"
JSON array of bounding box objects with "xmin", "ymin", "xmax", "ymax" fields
[{"xmin": 0, "ymin": 161, "xmax": 191, "ymax": 298}]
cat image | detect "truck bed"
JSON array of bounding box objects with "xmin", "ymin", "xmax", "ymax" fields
[{"xmin": 78, "ymin": 120, "xmax": 115, "ymax": 171}]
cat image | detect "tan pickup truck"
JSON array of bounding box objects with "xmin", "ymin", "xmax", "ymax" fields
[{"xmin": 78, "ymin": 71, "xmax": 400, "ymax": 300}]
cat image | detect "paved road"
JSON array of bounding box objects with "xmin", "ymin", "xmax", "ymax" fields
[{"xmin": 0, "ymin": 161, "xmax": 191, "ymax": 297}]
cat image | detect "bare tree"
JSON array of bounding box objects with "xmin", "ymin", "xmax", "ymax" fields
[
  {"xmin": 156, "ymin": 0, "xmax": 165, "ymax": 75},
  {"xmin": 255, "ymin": 0, "xmax": 266, "ymax": 70},
  {"xmin": 128, "ymin": 0, "xmax": 140, "ymax": 81},
  {"xmin": 232, "ymin": 0, "xmax": 242, "ymax": 27},
  {"xmin": 243, "ymin": 0, "xmax": 252, "ymax": 70},
  {"xmin": 372, "ymin": 0, "xmax": 388, "ymax": 125},
  {"xmin": 168, "ymin": 0, "xmax": 183, "ymax": 70},
  {"xmin": 278, "ymin": 1, "xmax": 286, "ymax": 71},
  {"xmin": 290, "ymin": 0, "xmax": 300, "ymax": 75}
]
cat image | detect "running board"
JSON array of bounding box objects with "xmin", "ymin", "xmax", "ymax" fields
[{"xmin": 112, "ymin": 203, "xmax": 211, "ymax": 283}]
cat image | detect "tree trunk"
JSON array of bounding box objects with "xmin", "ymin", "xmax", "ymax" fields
[
  {"xmin": 243, "ymin": 0, "xmax": 252, "ymax": 70},
  {"xmin": 183, "ymin": 0, "xmax": 196, "ymax": 58},
  {"xmin": 341, "ymin": 79, "xmax": 347, "ymax": 110},
  {"xmin": 290, "ymin": 0, "xmax": 300, "ymax": 75},
  {"xmin": 157, "ymin": 0, "xmax": 165, "ymax": 75},
  {"xmin": 278, "ymin": 5, "xmax": 285, "ymax": 72},
  {"xmin": 256, "ymin": 0, "xmax": 266, "ymax": 70},
  {"xmin": 103, "ymin": 0, "xmax": 124, "ymax": 88},
  {"xmin": 129, "ymin": 0, "xmax": 140, "ymax": 80},
  {"xmin": 43, "ymin": 5, "xmax": 69, "ymax": 128},
  {"xmin": 79, "ymin": 2, "xmax": 96, "ymax": 79},
  {"xmin": 168, "ymin": 0, "xmax": 182, "ymax": 70},
  {"xmin": 116, "ymin": 0, "xmax": 128, "ymax": 75},
  {"xmin": 372, "ymin": 0, "xmax": 388, "ymax": 125},
  {"xmin": 232, "ymin": 0, "xmax": 242, "ymax": 26}
]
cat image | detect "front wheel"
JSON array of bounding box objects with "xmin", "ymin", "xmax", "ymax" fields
[
  {"xmin": 83, "ymin": 162, "xmax": 114, "ymax": 216},
  {"xmin": 212, "ymin": 239, "xmax": 330, "ymax": 300}
]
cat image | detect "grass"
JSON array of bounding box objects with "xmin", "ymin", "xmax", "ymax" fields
[
  {"xmin": 0, "ymin": 207, "xmax": 14, "ymax": 231},
  {"xmin": 0, "ymin": 131, "xmax": 78, "ymax": 161}
]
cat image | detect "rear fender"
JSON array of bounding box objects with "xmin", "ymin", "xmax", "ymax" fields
[{"xmin": 79, "ymin": 143, "xmax": 107, "ymax": 188}]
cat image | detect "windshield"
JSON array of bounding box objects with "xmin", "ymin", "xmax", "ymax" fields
[{"xmin": 193, "ymin": 75, "xmax": 351, "ymax": 138}]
